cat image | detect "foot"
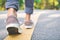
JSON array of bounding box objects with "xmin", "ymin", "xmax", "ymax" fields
[
  {"xmin": 6, "ymin": 16, "xmax": 22, "ymax": 35},
  {"xmin": 24, "ymin": 20, "xmax": 33, "ymax": 29}
]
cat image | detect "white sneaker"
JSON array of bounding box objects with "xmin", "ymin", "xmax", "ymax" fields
[
  {"xmin": 24, "ymin": 20, "xmax": 33, "ymax": 29},
  {"xmin": 6, "ymin": 16, "xmax": 22, "ymax": 35}
]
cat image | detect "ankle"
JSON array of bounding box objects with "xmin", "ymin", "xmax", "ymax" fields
[
  {"xmin": 7, "ymin": 8, "xmax": 17, "ymax": 17},
  {"xmin": 7, "ymin": 13, "xmax": 17, "ymax": 17},
  {"xmin": 25, "ymin": 14, "xmax": 31, "ymax": 21}
]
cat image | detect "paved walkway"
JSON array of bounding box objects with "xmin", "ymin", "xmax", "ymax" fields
[{"xmin": 0, "ymin": 10, "xmax": 60, "ymax": 40}]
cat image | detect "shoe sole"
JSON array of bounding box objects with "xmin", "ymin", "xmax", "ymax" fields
[
  {"xmin": 25, "ymin": 26, "xmax": 32, "ymax": 29},
  {"xmin": 7, "ymin": 27, "xmax": 20, "ymax": 35}
]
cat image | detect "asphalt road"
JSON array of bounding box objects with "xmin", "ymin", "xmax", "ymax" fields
[
  {"xmin": 0, "ymin": 10, "xmax": 60, "ymax": 40},
  {"xmin": 0, "ymin": 18, "xmax": 7, "ymax": 40},
  {"xmin": 31, "ymin": 10, "xmax": 60, "ymax": 40}
]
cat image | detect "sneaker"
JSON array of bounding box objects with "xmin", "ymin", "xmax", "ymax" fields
[
  {"xmin": 6, "ymin": 16, "xmax": 22, "ymax": 35},
  {"xmin": 24, "ymin": 20, "xmax": 33, "ymax": 29}
]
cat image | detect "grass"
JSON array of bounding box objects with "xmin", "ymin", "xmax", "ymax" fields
[{"xmin": 0, "ymin": 7, "xmax": 5, "ymax": 11}]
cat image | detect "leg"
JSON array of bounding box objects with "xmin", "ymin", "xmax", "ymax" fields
[
  {"xmin": 25, "ymin": 0, "xmax": 34, "ymax": 28},
  {"xmin": 5, "ymin": 0, "xmax": 19, "ymax": 17},
  {"xmin": 5, "ymin": 0, "xmax": 22, "ymax": 34},
  {"xmin": 25, "ymin": 0, "xmax": 34, "ymax": 21}
]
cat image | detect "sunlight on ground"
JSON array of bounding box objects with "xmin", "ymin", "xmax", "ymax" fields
[{"xmin": 48, "ymin": 14, "xmax": 60, "ymax": 18}]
